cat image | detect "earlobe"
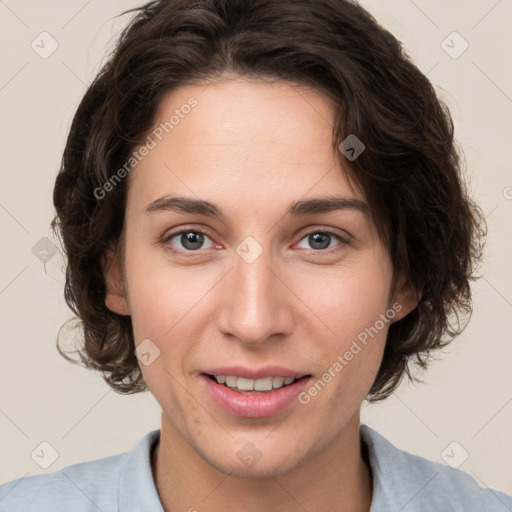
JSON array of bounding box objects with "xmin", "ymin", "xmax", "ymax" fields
[
  {"xmin": 392, "ymin": 276, "xmax": 422, "ymax": 323},
  {"xmin": 102, "ymin": 248, "xmax": 130, "ymax": 316}
]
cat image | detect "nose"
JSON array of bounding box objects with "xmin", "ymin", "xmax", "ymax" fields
[{"xmin": 216, "ymin": 245, "xmax": 294, "ymax": 346}]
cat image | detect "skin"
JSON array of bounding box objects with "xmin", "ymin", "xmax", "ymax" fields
[{"xmin": 103, "ymin": 77, "xmax": 417, "ymax": 512}]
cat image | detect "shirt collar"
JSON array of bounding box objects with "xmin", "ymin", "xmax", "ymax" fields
[
  {"xmin": 119, "ymin": 429, "xmax": 163, "ymax": 511},
  {"xmin": 360, "ymin": 423, "xmax": 440, "ymax": 512},
  {"xmin": 118, "ymin": 424, "xmax": 430, "ymax": 512}
]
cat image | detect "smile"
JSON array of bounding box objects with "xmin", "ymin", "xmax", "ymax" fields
[
  {"xmin": 201, "ymin": 373, "xmax": 312, "ymax": 418},
  {"xmin": 209, "ymin": 374, "xmax": 299, "ymax": 393}
]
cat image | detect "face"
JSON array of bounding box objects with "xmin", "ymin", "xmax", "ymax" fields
[{"xmin": 105, "ymin": 78, "xmax": 415, "ymax": 478}]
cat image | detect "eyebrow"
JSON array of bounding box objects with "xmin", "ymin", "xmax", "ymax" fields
[{"xmin": 144, "ymin": 195, "xmax": 368, "ymax": 218}]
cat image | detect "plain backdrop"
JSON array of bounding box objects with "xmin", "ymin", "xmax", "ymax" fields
[{"xmin": 1, "ymin": 0, "xmax": 511, "ymax": 496}]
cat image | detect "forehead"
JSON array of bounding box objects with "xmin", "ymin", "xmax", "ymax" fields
[{"xmin": 127, "ymin": 78, "xmax": 364, "ymax": 215}]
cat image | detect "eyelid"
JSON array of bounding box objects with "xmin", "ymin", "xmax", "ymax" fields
[
  {"xmin": 162, "ymin": 226, "xmax": 221, "ymax": 254},
  {"xmin": 161, "ymin": 225, "xmax": 352, "ymax": 255},
  {"xmin": 291, "ymin": 228, "xmax": 351, "ymax": 254},
  {"xmin": 294, "ymin": 224, "xmax": 352, "ymax": 243}
]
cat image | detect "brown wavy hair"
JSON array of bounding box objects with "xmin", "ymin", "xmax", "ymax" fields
[{"xmin": 52, "ymin": 0, "xmax": 485, "ymax": 400}]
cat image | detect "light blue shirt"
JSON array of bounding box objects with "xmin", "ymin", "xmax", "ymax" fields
[{"xmin": 1, "ymin": 424, "xmax": 511, "ymax": 511}]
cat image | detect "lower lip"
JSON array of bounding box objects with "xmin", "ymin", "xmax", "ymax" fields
[{"xmin": 201, "ymin": 374, "xmax": 311, "ymax": 418}]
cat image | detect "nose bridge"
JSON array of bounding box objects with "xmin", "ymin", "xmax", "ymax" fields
[{"xmin": 218, "ymin": 240, "xmax": 292, "ymax": 343}]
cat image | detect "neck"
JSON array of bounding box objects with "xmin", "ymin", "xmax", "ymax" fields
[{"xmin": 152, "ymin": 413, "xmax": 372, "ymax": 512}]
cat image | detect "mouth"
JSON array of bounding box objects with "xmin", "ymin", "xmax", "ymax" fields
[
  {"xmin": 204, "ymin": 373, "xmax": 309, "ymax": 393},
  {"xmin": 201, "ymin": 372, "xmax": 313, "ymax": 418}
]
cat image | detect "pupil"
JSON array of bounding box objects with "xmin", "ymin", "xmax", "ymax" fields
[
  {"xmin": 310, "ymin": 232, "xmax": 330, "ymax": 250},
  {"xmin": 182, "ymin": 232, "xmax": 204, "ymax": 250}
]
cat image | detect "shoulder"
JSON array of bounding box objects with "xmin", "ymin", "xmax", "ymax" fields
[
  {"xmin": 0, "ymin": 451, "xmax": 125, "ymax": 512},
  {"xmin": 0, "ymin": 429, "xmax": 161, "ymax": 512},
  {"xmin": 361, "ymin": 424, "xmax": 512, "ymax": 512}
]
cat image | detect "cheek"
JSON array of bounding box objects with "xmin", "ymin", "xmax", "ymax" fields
[
  {"xmin": 125, "ymin": 249, "xmax": 212, "ymax": 338},
  {"xmin": 125, "ymin": 264, "xmax": 198, "ymax": 400},
  {"xmin": 124, "ymin": 256, "xmax": 224, "ymax": 389},
  {"xmin": 305, "ymin": 256, "xmax": 393, "ymax": 341},
  {"xmin": 301, "ymin": 254, "xmax": 393, "ymax": 398}
]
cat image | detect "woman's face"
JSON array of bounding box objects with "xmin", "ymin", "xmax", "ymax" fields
[{"xmin": 105, "ymin": 78, "xmax": 414, "ymax": 478}]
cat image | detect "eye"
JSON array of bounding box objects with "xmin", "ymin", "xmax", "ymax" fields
[
  {"xmin": 162, "ymin": 228, "xmax": 349, "ymax": 256},
  {"xmin": 164, "ymin": 229, "xmax": 217, "ymax": 253},
  {"xmin": 295, "ymin": 230, "xmax": 348, "ymax": 252}
]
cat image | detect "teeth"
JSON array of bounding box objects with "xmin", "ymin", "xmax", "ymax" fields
[
  {"xmin": 225, "ymin": 376, "xmax": 237, "ymax": 387},
  {"xmin": 255, "ymin": 377, "xmax": 273, "ymax": 391},
  {"xmin": 213, "ymin": 375, "xmax": 299, "ymax": 392},
  {"xmin": 237, "ymin": 377, "xmax": 255, "ymax": 391},
  {"xmin": 272, "ymin": 376, "xmax": 284, "ymax": 388}
]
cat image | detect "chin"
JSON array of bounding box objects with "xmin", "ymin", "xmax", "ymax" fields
[
  {"xmin": 192, "ymin": 431, "xmax": 319, "ymax": 481},
  {"xmin": 204, "ymin": 451, "xmax": 305, "ymax": 480}
]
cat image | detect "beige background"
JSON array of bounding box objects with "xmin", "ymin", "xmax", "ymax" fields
[{"xmin": 1, "ymin": 0, "xmax": 511, "ymax": 496}]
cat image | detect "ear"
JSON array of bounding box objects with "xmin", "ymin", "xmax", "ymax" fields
[
  {"xmin": 390, "ymin": 275, "xmax": 422, "ymax": 323},
  {"xmin": 102, "ymin": 247, "xmax": 130, "ymax": 316}
]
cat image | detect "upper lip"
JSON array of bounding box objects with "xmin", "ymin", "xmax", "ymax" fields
[{"xmin": 202, "ymin": 366, "xmax": 310, "ymax": 380}]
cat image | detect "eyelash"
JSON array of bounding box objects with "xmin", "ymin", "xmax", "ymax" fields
[{"xmin": 161, "ymin": 227, "xmax": 350, "ymax": 257}]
